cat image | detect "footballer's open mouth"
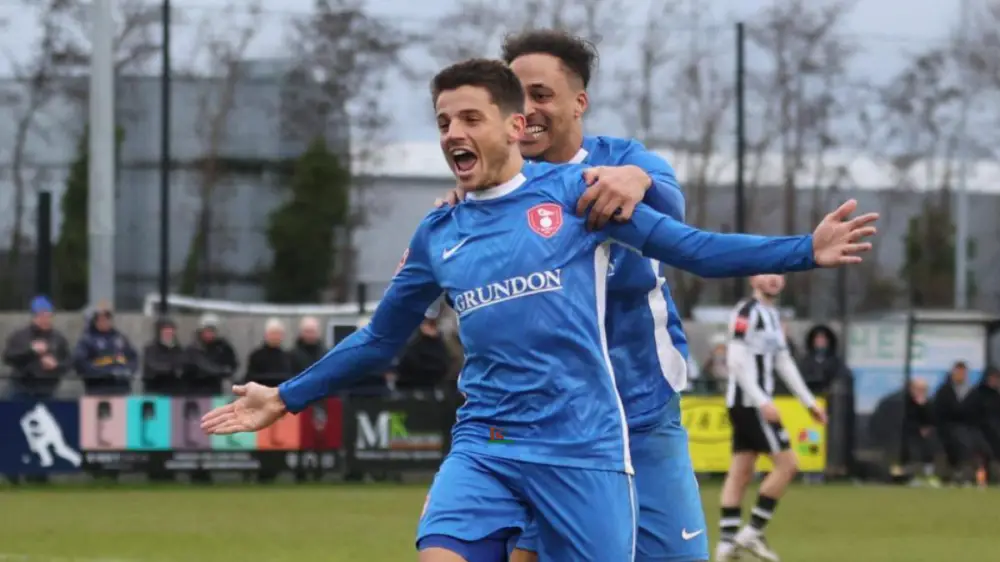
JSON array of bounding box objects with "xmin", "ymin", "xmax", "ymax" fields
[{"xmin": 450, "ymin": 147, "xmax": 479, "ymax": 175}]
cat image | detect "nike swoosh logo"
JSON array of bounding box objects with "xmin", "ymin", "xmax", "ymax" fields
[
  {"xmin": 682, "ymin": 529, "xmax": 704, "ymax": 540},
  {"xmin": 443, "ymin": 238, "xmax": 469, "ymax": 260}
]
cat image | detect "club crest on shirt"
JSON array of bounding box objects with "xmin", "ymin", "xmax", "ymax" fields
[
  {"xmin": 394, "ymin": 248, "xmax": 409, "ymax": 276},
  {"xmin": 527, "ymin": 203, "xmax": 562, "ymax": 238}
]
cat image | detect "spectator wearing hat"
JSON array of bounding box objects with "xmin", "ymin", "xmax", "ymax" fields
[
  {"xmin": 799, "ymin": 324, "xmax": 851, "ymax": 395},
  {"xmin": 142, "ymin": 317, "xmax": 187, "ymax": 395},
  {"xmin": 73, "ymin": 302, "xmax": 139, "ymax": 395},
  {"xmin": 183, "ymin": 313, "xmax": 238, "ymax": 396},
  {"xmin": 2, "ymin": 296, "xmax": 71, "ymax": 398}
]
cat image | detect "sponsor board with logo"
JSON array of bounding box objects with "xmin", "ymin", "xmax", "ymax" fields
[
  {"xmin": 343, "ymin": 397, "xmax": 449, "ymax": 471},
  {"xmin": 0, "ymin": 401, "xmax": 82, "ymax": 474},
  {"xmin": 1, "ymin": 397, "xmax": 346, "ymax": 477},
  {"xmin": 681, "ymin": 395, "xmax": 826, "ymax": 473}
]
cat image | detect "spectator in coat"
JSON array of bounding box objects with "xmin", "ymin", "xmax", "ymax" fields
[
  {"xmin": 290, "ymin": 316, "xmax": 327, "ymax": 374},
  {"xmin": 395, "ymin": 317, "xmax": 452, "ymax": 391},
  {"xmin": 245, "ymin": 318, "xmax": 294, "ymax": 386},
  {"xmin": 184, "ymin": 313, "xmax": 238, "ymax": 396},
  {"xmin": 934, "ymin": 361, "xmax": 993, "ymax": 485},
  {"xmin": 971, "ymin": 366, "xmax": 1000, "ymax": 461},
  {"xmin": 73, "ymin": 303, "xmax": 138, "ymax": 395},
  {"xmin": 2, "ymin": 296, "xmax": 71, "ymax": 398},
  {"xmin": 799, "ymin": 324, "xmax": 850, "ymax": 395},
  {"xmin": 903, "ymin": 378, "xmax": 941, "ymax": 485},
  {"xmin": 142, "ymin": 317, "xmax": 187, "ymax": 395}
]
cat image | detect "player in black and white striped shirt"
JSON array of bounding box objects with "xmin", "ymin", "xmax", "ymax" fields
[{"xmin": 714, "ymin": 274, "xmax": 826, "ymax": 562}]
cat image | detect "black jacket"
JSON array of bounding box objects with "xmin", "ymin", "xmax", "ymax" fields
[
  {"xmin": 183, "ymin": 331, "xmax": 238, "ymax": 396},
  {"xmin": 798, "ymin": 324, "xmax": 851, "ymax": 395},
  {"xmin": 142, "ymin": 339, "xmax": 187, "ymax": 395},
  {"xmin": 245, "ymin": 344, "xmax": 295, "ymax": 386},
  {"xmin": 289, "ymin": 338, "xmax": 327, "ymax": 374},
  {"xmin": 969, "ymin": 380, "xmax": 1000, "ymax": 449},
  {"xmin": 904, "ymin": 393, "xmax": 935, "ymax": 435},
  {"xmin": 2, "ymin": 323, "xmax": 71, "ymax": 396},
  {"xmin": 396, "ymin": 333, "xmax": 451, "ymax": 389},
  {"xmin": 934, "ymin": 379, "xmax": 979, "ymax": 428}
]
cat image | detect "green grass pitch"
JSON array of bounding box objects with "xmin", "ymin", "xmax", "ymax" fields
[{"xmin": 0, "ymin": 482, "xmax": 993, "ymax": 561}]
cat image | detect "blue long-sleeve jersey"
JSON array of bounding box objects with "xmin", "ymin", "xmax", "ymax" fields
[
  {"xmin": 427, "ymin": 135, "xmax": 689, "ymax": 429},
  {"xmin": 570, "ymin": 135, "xmax": 691, "ymax": 430},
  {"xmin": 279, "ymin": 161, "xmax": 815, "ymax": 473}
]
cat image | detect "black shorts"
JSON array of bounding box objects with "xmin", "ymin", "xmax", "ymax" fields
[{"xmin": 728, "ymin": 406, "xmax": 791, "ymax": 454}]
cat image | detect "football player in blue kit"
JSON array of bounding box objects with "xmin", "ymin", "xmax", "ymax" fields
[
  {"xmin": 200, "ymin": 58, "xmax": 878, "ymax": 562},
  {"xmin": 431, "ymin": 30, "xmax": 704, "ymax": 562}
]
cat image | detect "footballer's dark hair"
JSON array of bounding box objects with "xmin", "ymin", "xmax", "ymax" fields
[
  {"xmin": 501, "ymin": 29, "xmax": 598, "ymax": 88},
  {"xmin": 431, "ymin": 58, "xmax": 525, "ymax": 115}
]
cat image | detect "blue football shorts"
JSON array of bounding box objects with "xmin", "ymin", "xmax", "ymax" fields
[
  {"xmin": 417, "ymin": 449, "xmax": 637, "ymax": 561},
  {"xmin": 517, "ymin": 394, "xmax": 708, "ymax": 561}
]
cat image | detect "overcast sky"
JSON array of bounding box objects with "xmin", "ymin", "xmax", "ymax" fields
[{"xmin": 0, "ymin": 0, "xmax": 965, "ymax": 141}]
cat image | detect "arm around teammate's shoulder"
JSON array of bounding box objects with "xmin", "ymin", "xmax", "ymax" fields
[{"xmin": 616, "ymin": 139, "xmax": 685, "ymax": 222}]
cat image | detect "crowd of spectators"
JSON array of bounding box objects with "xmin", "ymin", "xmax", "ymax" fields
[
  {"xmin": 1, "ymin": 296, "xmax": 456, "ymax": 400},
  {"xmin": 903, "ymin": 362, "xmax": 1000, "ymax": 486},
  {"xmin": 7, "ymin": 295, "xmax": 999, "ymax": 486}
]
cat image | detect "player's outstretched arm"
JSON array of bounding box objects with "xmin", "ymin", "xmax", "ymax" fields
[
  {"xmin": 277, "ymin": 234, "xmax": 442, "ymax": 413},
  {"xmin": 604, "ymin": 199, "xmax": 877, "ymax": 277},
  {"xmin": 200, "ymin": 226, "xmax": 441, "ymax": 436},
  {"xmin": 276, "ymin": 299, "xmax": 434, "ymax": 413}
]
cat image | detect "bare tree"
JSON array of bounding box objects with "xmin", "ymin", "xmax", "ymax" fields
[
  {"xmin": 669, "ymin": 7, "xmax": 735, "ymax": 314},
  {"xmin": 961, "ymin": 0, "xmax": 1000, "ymax": 308},
  {"xmin": 880, "ymin": 47, "xmax": 963, "ymax": 275},
  {"xmin": 611, "ymin": 0, "xmax": 683, "ymax": 143},
  {"xmin": 54, "ymin": 0, "xmax": 163, "ymax": 98},
  {"xmin": 0, "ymin": 0, "xmax": 161, "ymax": 295},
  {"xmin": 867, "ymin": 2, "xmax": 1000, "ymax": 309},
  {"xmin": 428, "ymin": 0, "xmax": 627, "ymax": 62},
  {"xmin": 0, "ymin": 0, "xmax": 79, "ymax": 303},
  {"xmin": 177, "ymin": 1, "xmax": 262, "ymax": 296},
  {"xmin": 609, "ymin": 1, "xmax": 733, "ymax": 314},
  {"xmin": 425, "ymin": 0, "xmax": 628, "ymax": 116},
  {"xmin": 743, "ymin": 0, "xmax": 858, "ymax": 314},
  {"xmin": 958, "ymin": 0, "xmax": 1000, "ymax": 167}
]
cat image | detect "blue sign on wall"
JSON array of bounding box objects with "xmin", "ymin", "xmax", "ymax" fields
[{"xmin": 0, "ymin": 401, "xmax": 82, "ymax": 475}]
